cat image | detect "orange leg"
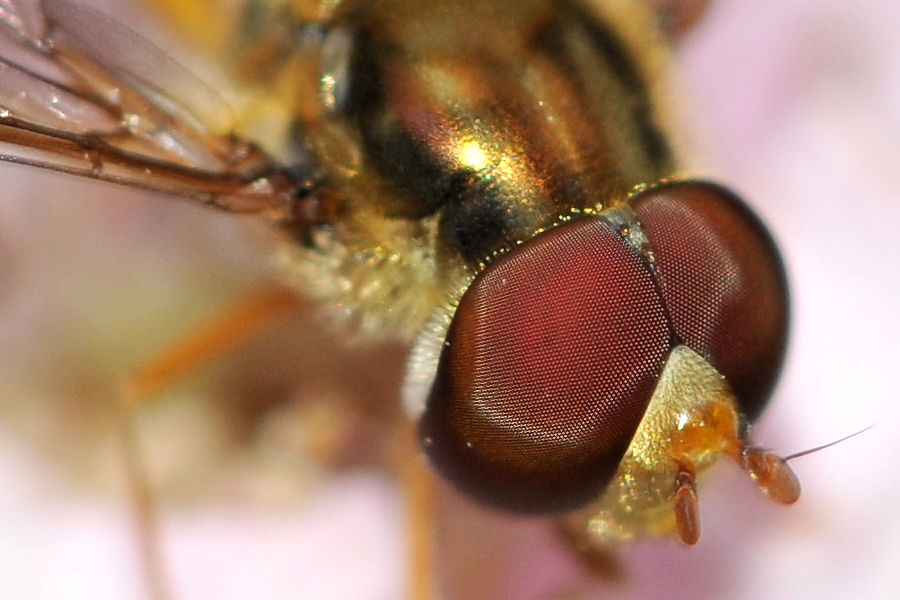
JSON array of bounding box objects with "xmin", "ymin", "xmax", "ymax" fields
[
  {"xmin": 115, "ymin": 284, "xmax": 302, "ymax": 600},
  {"xmin": 121, "ymin": 285, "xmax": 301, "ymax": 404},
  {"xmin": 399, "ymin": 421, "xmax": 439, "ymax": 600},
  {"xmin": 555, "ymin": 516, "xmax": 625, "ymax": 583}
]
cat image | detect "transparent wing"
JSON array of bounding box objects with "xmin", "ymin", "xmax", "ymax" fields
[{"xmin": 0, "ymin": 0, "xmax": 302, "ymax": 218}]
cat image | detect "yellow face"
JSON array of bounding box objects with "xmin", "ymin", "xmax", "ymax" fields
[{"xmin": 0, "ymin": 0, "xmax": 813, "ymax": 598}]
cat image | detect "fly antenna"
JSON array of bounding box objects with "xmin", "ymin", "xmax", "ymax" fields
[{"xmin": 784, "ymin": 424, "xmax": 875, "ymax": 461}]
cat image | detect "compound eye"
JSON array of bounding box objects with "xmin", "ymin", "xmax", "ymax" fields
[
  {"xmin": 419, "ymin": 218, "xmax": 671, "ymax": 513},
  {"xmin": 631, "ymin": 181, "xmax": 789, "ymax": 422}
]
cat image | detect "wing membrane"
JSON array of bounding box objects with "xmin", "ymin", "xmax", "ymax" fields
[{"xmin": 0, "ymin": 0, "xmax": 301, "ymax": 219}]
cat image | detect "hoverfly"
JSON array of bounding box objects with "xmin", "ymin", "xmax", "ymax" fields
[{"xmin": 0, "ymin": 0, "xmax": 823, "ymax": 598}]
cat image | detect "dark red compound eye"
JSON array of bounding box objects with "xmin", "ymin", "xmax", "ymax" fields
[
  {"xmin": 419, "ymin": 218, "xmax": 672, "ymax": 512},
  {"xmin": 631, "ymin": 181, "xmax": 789, "ymax": 422},
  {"xmin": 419, "ymin": 180, "xmax": 789, "ymax": 513}
]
